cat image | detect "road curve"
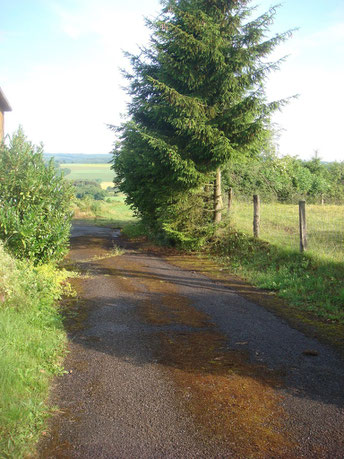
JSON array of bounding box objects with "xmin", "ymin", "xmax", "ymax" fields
[{"xmin": 38, "ymin": 224, "xmax": 344, "ymax": 458}]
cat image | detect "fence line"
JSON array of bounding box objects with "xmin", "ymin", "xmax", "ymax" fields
[{"xmin": 226, "ymin": 192, "xmax": 344, "ymax": 262}]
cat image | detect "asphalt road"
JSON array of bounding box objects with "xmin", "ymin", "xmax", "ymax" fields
[{"xmin": 38, "ymin": 224, "xmax": 344, "ymax": 458}]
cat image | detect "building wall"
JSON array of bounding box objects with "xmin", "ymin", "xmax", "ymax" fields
[{"xmin": 0, "ymin": 110, "xmax": 4, "ymax": 142}]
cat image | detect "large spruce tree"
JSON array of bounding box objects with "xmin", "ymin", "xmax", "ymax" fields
[{"xmin": 112, "ymin": 0, "xmax": 291, "ymax": 245}]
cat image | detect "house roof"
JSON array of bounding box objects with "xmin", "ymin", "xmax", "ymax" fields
[{"xmin": 0, "ymin": 87, "xmax": 12, "ymax": 111}]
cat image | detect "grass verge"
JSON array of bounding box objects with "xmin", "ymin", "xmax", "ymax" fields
[
  {"xmin": 0, "ymin": 243, "xmax": 70, "ymax": 458},
  {"xmin": 211, "ymin": 229, "xmax": 344, "ymax": 323}
]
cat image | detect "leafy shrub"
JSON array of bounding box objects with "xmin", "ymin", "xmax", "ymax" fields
[
  {"xmin": 162, "ymin": 196, "xmax": 214, "ymax": 249},
  {"xmin": 74, "ymin": 195, "xmax": 102, "ymax": 216},
  {"xmin": 0, "ymin": 128, "xmax": 74, "ymax": 264}
]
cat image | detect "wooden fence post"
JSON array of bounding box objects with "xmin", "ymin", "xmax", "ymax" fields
[
  {"xmin": 214, "ymin": 168, "xmax": 222, "ymax": 223},
  {"xmin": 227, "ymin": 187, "xmax": 233, "ymax": 215},
  {"xmin": 253, "ymin": 194, "xmax": 260, "ymax": 238},
  {"xmin": 299, "ymin": 200, "xmax": 307, "ymax": 252}
]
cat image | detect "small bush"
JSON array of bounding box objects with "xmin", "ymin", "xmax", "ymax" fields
[{"xmin": 0, "ymin": 128, "xmax": 74, "ymax": 264}]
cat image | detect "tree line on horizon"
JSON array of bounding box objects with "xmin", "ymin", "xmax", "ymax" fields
[{"xmin": 223, "ymin": 151, "xmax": 344, "ymax": 204}]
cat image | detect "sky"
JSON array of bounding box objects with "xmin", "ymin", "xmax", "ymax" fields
[{"xmin": 1, "ymin": 0, "xmax": 344, "ymax": 161}]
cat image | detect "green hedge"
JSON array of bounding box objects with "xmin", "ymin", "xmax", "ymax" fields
[{"xmin": 0, "ymin": 128, "xmax": 74, "ymax": 264}]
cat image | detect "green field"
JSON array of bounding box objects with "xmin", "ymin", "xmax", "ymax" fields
[
  {"xmin": 229, "ymin": 201, "xmax": 344, "ymax": 263},
  {"xmin": 73, "ymin": 194, "xmax": 138, "ymax": 228},
  {"xmin": 63, "ymin": 163, "xmax": 114, "ymax": 183}
]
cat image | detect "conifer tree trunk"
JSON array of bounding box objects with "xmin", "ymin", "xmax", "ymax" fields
[{"xmin": 214, "ymin": 168, "xmax": 222, "ymax": 223}]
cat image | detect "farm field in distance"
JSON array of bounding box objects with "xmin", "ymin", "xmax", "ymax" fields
[
  {"xmin": 63, "ymin": 163, "xmax": 114, "ymax": 188},
  {"xmin": 73, "ymin": 193, "xmax": 138, "ymax": 228},
  {"xmin": 230, "ymin": 201, "xmax": 344, "ymax": 263}
]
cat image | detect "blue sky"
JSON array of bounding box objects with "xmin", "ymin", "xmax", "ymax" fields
[{"xmin": 1, "ymin": 0, "xmax": 343, "ymax": 161}]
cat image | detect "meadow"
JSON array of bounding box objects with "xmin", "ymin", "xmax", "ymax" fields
[
  {"xmin": 67, "ymin": 162, "xmax": 138, "ymax": 228},
  {"xmin": 229, "ymin": 200, "xmax": 344, "ymax": 263},
  {"xmin": 63, "ymin": 163, "xmax": 114, "ymax": 186}
]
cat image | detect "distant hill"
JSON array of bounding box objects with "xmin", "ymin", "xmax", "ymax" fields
[{"xmin": 44, "ymin": 153, "xmax": 112, "ymax": 164}]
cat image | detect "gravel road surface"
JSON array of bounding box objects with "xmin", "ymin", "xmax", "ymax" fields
[{"xmin": 38, "ymin": 224, "xmax": 344, "ymax": 458}]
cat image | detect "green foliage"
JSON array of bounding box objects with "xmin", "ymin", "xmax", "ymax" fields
[
  {"xmin": 121, "ymin": 221, "xmax": 148, "ymax": 239},
  {"xmin": 158, "ymin": 188, "xmax": 216, "ymax": 248},
  {"xmin": 0, "ymin": 242, "xmax": 68, "ymax": 457},
  {"xmin": 224, "ymin": 151, "xmax": 342, "ymax": 203},
  {"xmin": 326, "ymin": 161, "xmax": 344, "ymax": 200},
  {"xmin": 0, "ymin": 128, "xmax": 74, "ymax": 264},
  {"xmin": 73, "ymin": 179, "xmax": 107, "ymax": 200},
  {"xmin": 113, "ymin": 0, "xmax": 291, "ymax": 242}
]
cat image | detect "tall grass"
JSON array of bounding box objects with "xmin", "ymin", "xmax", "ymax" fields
[
  {"xmin": 0, "ymin": 243, "xmax": 69, "ymax": 457},
  {"xmin": 229, "ymin": 201, "xmax": 344, "ymax": 263}
]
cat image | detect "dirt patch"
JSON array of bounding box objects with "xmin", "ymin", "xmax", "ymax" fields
[
  {"xmin": 121, "ymin": 238, "xmax": 344, "ymax": 356},
  {"xmin": 99, "ymin": 255, "xmax": 211, "ymax": 328},
  {"xmin": 140, "ymin": 295, "xmax": 210, "ymax": 327}
]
